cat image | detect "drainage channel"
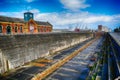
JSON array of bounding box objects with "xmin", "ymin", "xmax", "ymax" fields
[
  {"xmin": 3, "ymin": 38, "xmax": 93, "ymax": 80},
  {"xmin": 108, "ymin": 33, "xmax": 120, "ymax": 79},
  {"xmin": 86, "ymin": 33, "xmax": 120, "ymax": 80},
  {"xmin": 100, "ymin": 33, "xmax": 120, "ymax": 80},
  {"xmin": 32, "ymin": 37, "xmax": 103, "ymax": 80}
]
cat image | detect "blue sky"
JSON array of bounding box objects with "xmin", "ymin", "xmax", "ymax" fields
[{"xmin": 0, "ymin": 0, "xmax": 120, "ymax": 30}]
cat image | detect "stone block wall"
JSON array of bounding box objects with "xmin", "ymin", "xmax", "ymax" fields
[{"xmin": 0, "ymin": 32, "xmax": 93, "ymax": 73}]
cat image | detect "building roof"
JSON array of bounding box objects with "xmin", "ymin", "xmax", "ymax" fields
[
  {"xmin": 0, "ymin": 16, "xmax": 24, "ymax": 23},
  {"xmin": 0, "ymin": 16, "xmax": 52, "ymax": 26},
  {"xmin": 24, "ymin": 12, "xmax": 33, "ymax": 14},
  {"xmin": 35, "ymin": 21, "xmax": 52, "ymax": 26}
]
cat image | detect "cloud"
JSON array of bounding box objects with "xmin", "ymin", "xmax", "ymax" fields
[
  {"xmin": 83, "ymin": 15, "xmax": 113, "ymax": 23},
  {"xmin": 35, "ymin": 12, "xmax": 120, "ymax": 30},
  {"xmin": 25, "ymin": 0, "xmax": 36, "ymax": 3},
  {"xmin": 4, "ymin": 0, "xmax": 37, "ymax": 3},
  {"xmin": 4, "ymin": 0, "xmax": 23, "ymax": 3},
  {"xmin": 60, "ymin": 0, "xmax": 90, "ymax": 11},
  {"xmin": 0, "ymin": 9, "xmax": 40, "ymax": 18},
  {"xmin": 0, "ymin": 12, "xmax": 24, "ymax": 18},
  {"xmin": 0, "ymin": 9, "xmax": 120, "ymax": 30},
  {"xmin": 35, "ymin": 12, "xmax": 113, "ymax": 25},
  {"xmin": 29, "ymin": 9, "xmax": 40, "ymax": 13}
]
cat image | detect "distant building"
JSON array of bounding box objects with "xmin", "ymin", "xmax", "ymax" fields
[
  {"xmin": 53, "ymin": 29, "xmax": 70, "ymax": 32},
  {"xmin": 0, "ymin": 12, "xmax": 52, "ymax": 34},
  {"xmin": 74, "ymin": 27, "xmax": 80, "ymax": 32},
  {"xmin": 98, "ymin": 25, "xmax": 109, "ymax": 32},
  {"xmin": 98, "ymin": 25, "xmax": 102, "ymax": 31}
]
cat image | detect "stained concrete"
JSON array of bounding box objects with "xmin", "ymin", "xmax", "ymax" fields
[
  {"xmin": 109, "ymin": 32, "xmax": 120, "ymax": 46},
  {"xmin": 6, "ymin": 39, "xmax": 91, "ymax": 80},
  {"xmin": 45, "ymin": 37, "xmax": 103, "ymax": 80},
  {"xmin": 0, "ymin": 32, "xmax": 93, "ymax": 73}
]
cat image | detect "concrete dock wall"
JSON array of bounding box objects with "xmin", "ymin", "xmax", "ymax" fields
[{"xmin": 0, "ymin": 32, "xmax": 93, "ymax": 73}]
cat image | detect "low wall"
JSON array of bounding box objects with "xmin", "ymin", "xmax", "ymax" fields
[{"xmin": 0, "ymin": 32, "xmax": 93, "ymax": 73}]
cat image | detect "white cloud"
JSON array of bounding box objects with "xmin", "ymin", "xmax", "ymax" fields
[
  {"xmin": 25, "ymin": 0, "xmax": 36, "ymax": 3},
  {"xmin": 35, "ymin": 12, "xmax": 113, "ymax": 25},
  {"xmin": 60, "ymin": 0, "xmax": 90, "ymax": 11},
  {"xmin": 83, "ymin": 16, "xmax": 113, "ymax": 23},
  {"xmin": 0, "ymin": 12, "xmax": 24, "ymax": 18},
  {"xmin": 34, "ymin": 12, "xmax": 120, "ymax": 30},
  {"xmin": 4, "ymin": 0, "xmax": 37, "ymax": 3},
  {"xmin": 29, "ymin": 9, "xmax": 40, "ymax": 13},
  {"xmin": 4, "ymin": 0, "xmax": 23, "ymax": 3},
  {"xmin": 0, "ymin": 9, "xmax": 120, "ymax": 30},
  {"xmin": 0, "ymin": 9, "xmax": 40, "ymax": 18}
]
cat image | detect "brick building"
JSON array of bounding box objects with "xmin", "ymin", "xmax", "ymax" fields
[{"xmin": 0, "ymin": 12, "xmax": 52, "ymax": 34}]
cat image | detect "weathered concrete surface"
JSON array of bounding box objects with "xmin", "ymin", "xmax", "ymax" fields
[
  {"xmin": 109, "ymin": 32, "xmax": 120, "ymax": 46},
  {"xmin": 44, "ymin": 37, "xmax": 103, "ymax": 80},
  {"xmin": 0, "ymin": 32, "xmax": 93, "ymax": 73}
]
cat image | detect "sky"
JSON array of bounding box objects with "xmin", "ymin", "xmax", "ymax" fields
[{"xmin": 0, "ymin": 0, "xmax": 120, "ymax": 30}]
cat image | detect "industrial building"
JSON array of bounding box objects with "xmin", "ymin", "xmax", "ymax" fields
[
  {"xmin": 98, "ymin": 25, "xmax": 110, "ymax": 32},
  {"xmin": 0, "ymin": 12, "xmax": 52, "ymax": 34}
]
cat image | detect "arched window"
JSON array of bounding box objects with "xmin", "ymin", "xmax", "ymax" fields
[
  {"xmin": 6, "ymin": 25, "xmax": 11, "ymax": 34},
  {"xmin": 30, "ymin": 24, "xmax": 34, "ymax": 33},
  {"xmin": 20, "ymin": 26, "xmax": 22, "ymax": 33},
  {"xmin": 38, "ymin": 27, "xmax": 40, "ymax": 32},
  {"xmin": 0, "ymin": 25, "xmax": 2, "ymax": 33},
  {"xmin": 44, "ymin": 27, "xmax": 46, "ymax": 32},
  {"xmin": 15, "ymin": 26, "xmax": 17, "ymax": 33},
  {"xmin": 41, "ymin": 28, "xmax": 43, "ymax": 32}
]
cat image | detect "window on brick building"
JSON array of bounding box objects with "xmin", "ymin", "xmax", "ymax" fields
[
  {"xmin": 20, "ymin": 26, "xmax": 23, "ymax": 33},
  {"xmin": 6, "ymin": 25, "xmax": 11, "ymax": 34},
  {"xmin": 30, "ymin": 24, "xmax": 34, "ymax": 33},
  {"xmin": 0, "ymin": 25, "xmax": 2, "ymax": 33},
  {"xmin": 15, "ymin": 26, "xmax": 17, "ymax": 32},
  {"xmin": 44, "ymin": 27, "xmax": 46, "ymax": 32},
  {"xmin": 38, "ymin": 27, "xmax": 40, "ymax": 32}
]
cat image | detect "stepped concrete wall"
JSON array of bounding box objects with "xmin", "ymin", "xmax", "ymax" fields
[{"xmin": 0, "ymin": 32, "xmax": 93, "ymax": 73}]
